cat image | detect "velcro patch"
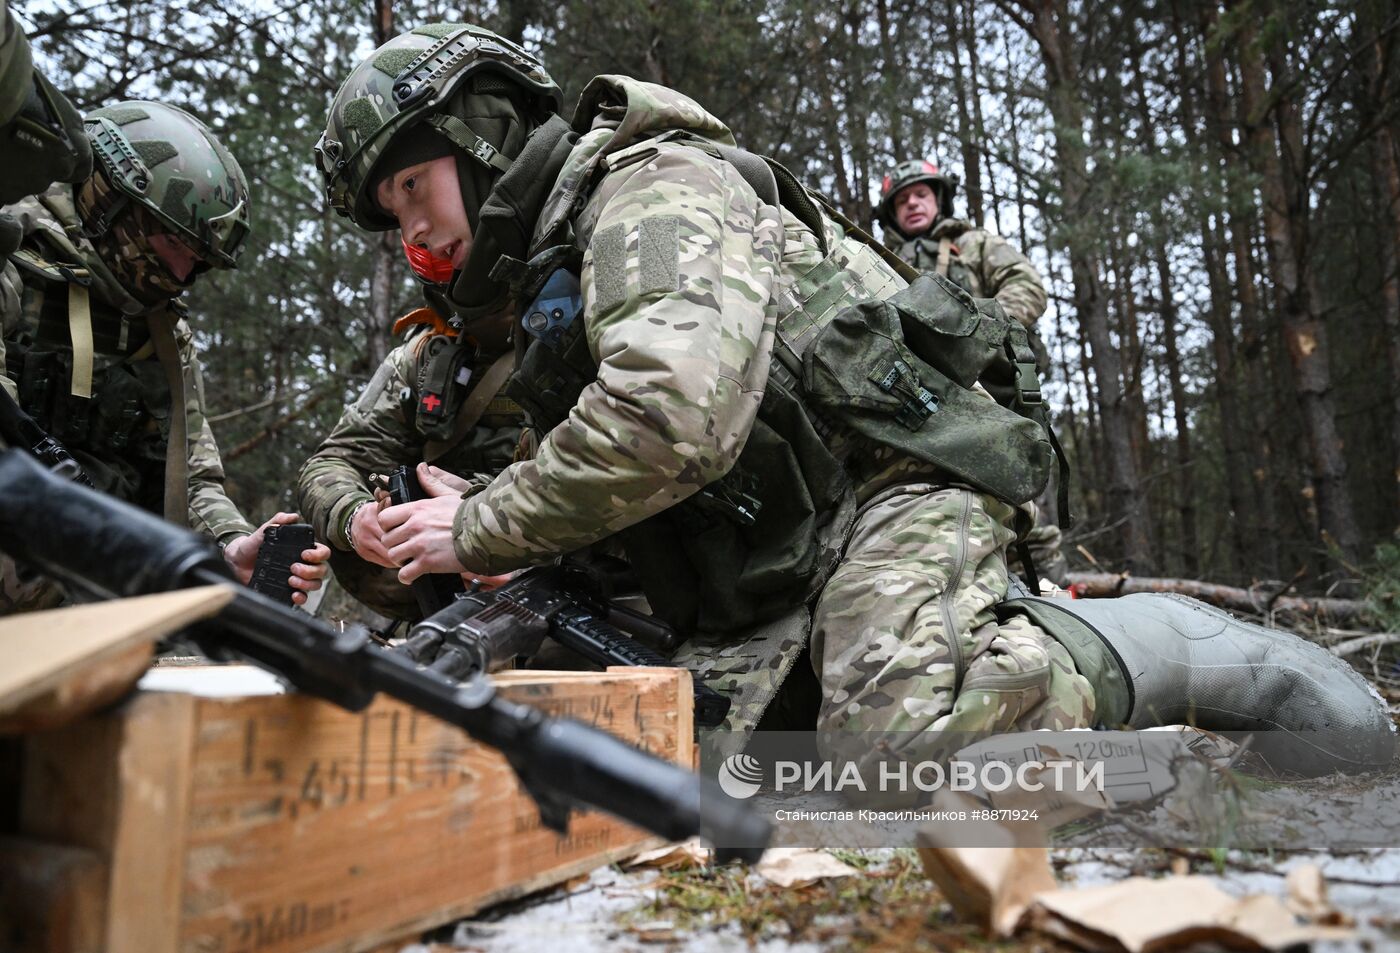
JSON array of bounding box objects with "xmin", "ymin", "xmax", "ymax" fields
[
  {"xmin": 591, "ymin": 216, "xmax": 681, "ymax": 314},
  {"xmin": 638, "ymin": 216, "xmax": 679, "ymax": 296},
  {"xmin": 592, "ymin": 223, "xmax": 627, "ymax": 313}
]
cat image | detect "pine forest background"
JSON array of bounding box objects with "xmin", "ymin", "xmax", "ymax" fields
[{"xmin": 15, "ymin": 0, "xmax": 1400, "ymax": 597}]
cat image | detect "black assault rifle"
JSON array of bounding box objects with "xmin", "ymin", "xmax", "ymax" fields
[
  {"xmin": 403, "ymin": 564, "xmax": 734, "ymax": 728},
  {"xmin": 0, "ymin": 449, "xmax": 769, "ymax": 860},
  {"xmin": 385, "ymin": 464, "xmax": 731, "ymax": 726},
  {"xmin": 0, "ymin": 386, "xmax": 91, "ymax": 485}
]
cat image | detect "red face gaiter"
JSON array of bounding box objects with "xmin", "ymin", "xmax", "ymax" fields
[{"xmin": 402, "ymin": 237, "xmax": 455, "ymax": 284}]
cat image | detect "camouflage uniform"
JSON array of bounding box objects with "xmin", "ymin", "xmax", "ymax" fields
[
  {"xmin": 296, "ymin": 326, "xmax": 525, "ymax": 620},
  {"xmin": 317, "ymin": 49, "xmax": 1095, "ymax": 754},
  {"xmin": 315, "ymin": 29, "xmax": 1398, "ymax": 786},
  {"xmin": 887, "ymin": 220, "xmax": 1047, "ymax": 330},
  {"xmin": 0, "ymin": 104, "xmax": 255, "ymax": 613},
  {"xmin": 462, "ymin": 80, "xmax": 1092, "ymax": 750},
  {"xmin": 879, "ymin": 162, "xmax": 1066, "ymax": 586},
  {"xmin": 0, "ymin": 0, "xmax": 91, "ymax": 212}
]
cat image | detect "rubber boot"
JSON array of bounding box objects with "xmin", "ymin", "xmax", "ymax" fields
[{"xmin": 1001, "ymin": 587, "xmax": 1396, "ymax": 776}]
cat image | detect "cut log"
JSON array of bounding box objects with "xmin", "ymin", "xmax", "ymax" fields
[{"xmin": 1064, "ymin": 572, "xmax": 1367, "ymax": 622}]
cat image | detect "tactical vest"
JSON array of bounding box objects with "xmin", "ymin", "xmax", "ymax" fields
[
  {"xmin": 900, "ymin": 229, "xmax": 978, "ymax": 297},
  {"xmin": 505, "ymin": 135, "xmax": 1054, "ymax": 637},
  {"xmin": 5, "ymin": 244, "xmax": 177, "ymax": 510}
]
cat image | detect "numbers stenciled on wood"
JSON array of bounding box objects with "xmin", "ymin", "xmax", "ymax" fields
[{"xmin": 223, "ymin": 680, "xmax": 663, "ymax": 823}]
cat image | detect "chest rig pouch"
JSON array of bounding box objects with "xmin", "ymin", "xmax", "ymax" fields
[
  {"xmin": 801, "ymin": 272, "xmax": 1054, "ymax": 505},
  {"xmin": 410, "ymin": 333, "xmax": 475, "ymax": 441},
  {"xmin": 7, "ymin": 250, "xmax": 170, "ymax": 474},
  {"xmin": 503, "ymin": 246, "xmax": 595, "ymax": 431}
]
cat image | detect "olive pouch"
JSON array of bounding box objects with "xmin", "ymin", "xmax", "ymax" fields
[{"xmin": 801, "ymin": 273, "xmax": 1052, "ymax": 505}]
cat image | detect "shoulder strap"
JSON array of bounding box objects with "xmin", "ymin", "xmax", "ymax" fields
[
  {"xmin": 811, "ymin": 192, "xmax": 920, "ymax": 283},
  {"xmin": 67, "ymin": 283, "xmax": 94, "ymax": 399},
  {"xmin": 935, "ymin": 238, "xmax": 954, "ymax": 278},
  {"xmin": 423, "ymin": 350, "xmax": 516, "ymax": 464},
  {"xmin": 145, "ymin": 310, "xmax": 188, "ymax": 523}
]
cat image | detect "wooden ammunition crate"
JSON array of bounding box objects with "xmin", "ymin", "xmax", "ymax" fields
[{"xmin": 3, "ymin": 665, "xmax": 690, "ymax": 953}]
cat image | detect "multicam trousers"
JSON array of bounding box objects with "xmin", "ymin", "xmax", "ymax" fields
[{"xmin": 810, "ymin": 483, "xmax": 1095, "ymax": 770}]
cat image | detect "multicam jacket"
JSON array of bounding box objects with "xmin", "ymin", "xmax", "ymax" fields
[
  {"xmin": 0, "ymin": 183, "xmax": 253, "ymax": 544},
  {"xmin": 448, "ymin": 78, "xmax": 949, "ymax": 625},
  {"xmin": 889, "ymin": 218, "xmax": 1047, "ymax": 329}
]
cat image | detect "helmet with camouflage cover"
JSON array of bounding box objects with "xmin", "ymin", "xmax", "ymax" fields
[
  {"xmin": 875, "ymin": 159, "xmax": 960, "ymax": 237},
  {"xmin": 82, "ymin": 101, "xmax": 250, "ymax": 269},
  {"xmin": 315, "ymin": 23, "xmax": 561, "ymax": 231}
]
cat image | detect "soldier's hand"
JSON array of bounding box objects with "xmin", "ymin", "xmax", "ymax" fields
[
  {"xmin": 225, "ymin": 512, "xmax": 333, "ymax": 606},
  {"xmin": 380, "ymin": 469, "xmax": 469, "ymax": 584},
  {"xmin": 350, "ymin": 497, "xmax": 399, "ymax": 568},
  {"xmin": 420, "ymin": 463, "xmax": 473, "ymax": 494}
]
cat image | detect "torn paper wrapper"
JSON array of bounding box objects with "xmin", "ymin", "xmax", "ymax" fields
[
  {"xmin": 754, "ymin": 848, "xmax": 859, "ymax": 888},
  {"xmin": 626, "ymin": 838, "xmax": 711, "ymax": 870},
  {"xmin": 1028, "ymin": 875, "xmax": 1353, "ymax": 952},
  {"xmin": 915, "ymin": 792, "xmax": 1058, "ymax": 937},
  {"xmin": 949, "ymin": 726, "xmax": 1238, "ymax": 808}
]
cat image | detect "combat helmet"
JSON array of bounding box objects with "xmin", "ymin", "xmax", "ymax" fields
[
  {"xmin": 83, "ymin": 101, "xmax": 250, "ymax": 268},
  {"xmin": 875, "ymin": 159, "xmax": 959, "ymax": 237},
  {"xmin": 315, "ymin": 23, "xmax": 561, "ymax": 231}
]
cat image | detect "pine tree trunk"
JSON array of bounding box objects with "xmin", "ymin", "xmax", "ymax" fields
[
  {"xmin": 1234, "ymin": 10, "xmax": 1361, "ymax": 567},
  {"xmin": 1361, "ymin": 7, "xmax": 1400, "ymax": 529},
  {"xmin": 944, "ymin": 0, "xmax": 984, "ymax": 224},
  {"xmin": 1197, "ymin": 4, "xmax": 1282, "ymax": 577},
  {"xmin": 365, "ymin": 0, "xmax": 398, "ymax": 372},
  {"xmin": 1015, "ymin": 0, "xmax": 1154, "ymax": 571}
]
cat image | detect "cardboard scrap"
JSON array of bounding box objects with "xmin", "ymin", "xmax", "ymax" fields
[
  {"xmin": 1028, "ymin": 876, "xmax": 1353, "ymax": 952},
  {"xmin": 753, "ymin": 848, "xmax": 859, "ymax": 888},
  {"xmin": 949, "ymin": 726, "xmax": 1237, "ymax": 810},
  {"xmin": 0, "ymin": 586, "xmax": 233, "ymax": 732},
  {"xmin": 1285, "ymin": 864, "xmax": 1351, "ymax": 926},
  {"xmin": 915, "ymin": 793, "xmax": 1058, "ymax": 937},
  {"xmin": 626, "ymin": 838, "xmax": 711, "ymax": 870}
]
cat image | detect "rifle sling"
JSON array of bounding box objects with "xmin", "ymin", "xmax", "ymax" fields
[{"xmin": 145, "ymin": 310, "xmax": 189, "ymax": 523}]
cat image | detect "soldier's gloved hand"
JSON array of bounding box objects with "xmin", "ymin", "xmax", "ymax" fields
[
  {"xmin": 224, "ymin": 512, "xmax": 332, "ymax": 606},
  {"xmin": 380, "ymin": 462, "xmax": 471, "ymax": 584}
]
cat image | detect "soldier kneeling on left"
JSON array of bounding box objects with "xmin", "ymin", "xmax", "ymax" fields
[{"xmin": 0, "ymin": 96, "xmax": 331, "ymax": 612}]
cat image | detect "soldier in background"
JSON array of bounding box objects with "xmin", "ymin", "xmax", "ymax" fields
[
  {"xmin": 877, "ymin": 159, "xmax": 1068, "ymax": 585},
  {"xmin": 0, "ymin": 96, "xmax": 330, "ymax": 612}
]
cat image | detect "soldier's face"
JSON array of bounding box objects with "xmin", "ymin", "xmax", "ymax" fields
[
  {"xmin": 893, "ymin": 183, "xmax": 939, "ymax": 235},
  {"xmin": 148, "ymin": 232, "xmax": 205, "ymax": 282},
  {"xmin": 376, "ymin": 156, "xmax": 472, "ymax": 270}
]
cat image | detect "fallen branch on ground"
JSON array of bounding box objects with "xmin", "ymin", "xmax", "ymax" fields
[{"xmin": 1064, "ymin": 572, "xmax": 1367, "ymax": 623}]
